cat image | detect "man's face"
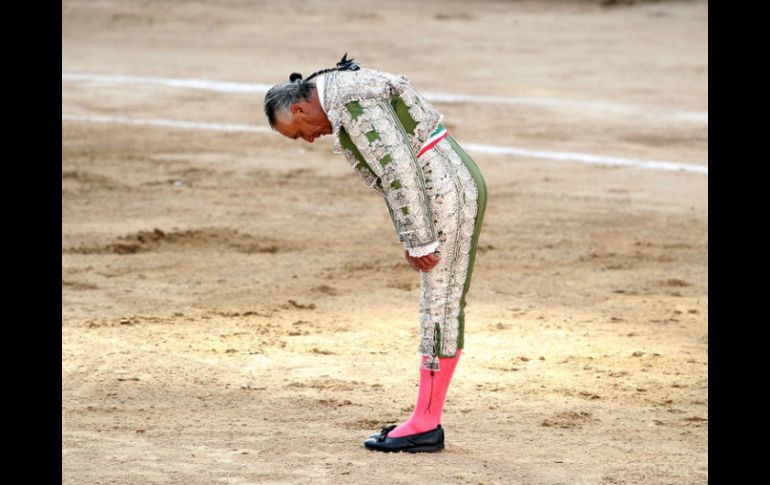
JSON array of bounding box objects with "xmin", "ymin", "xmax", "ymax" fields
[{"xmin": 273, "ymin": 90, "xmax": 333, "ymax": 144}]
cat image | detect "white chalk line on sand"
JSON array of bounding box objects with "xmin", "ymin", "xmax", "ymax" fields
[
  {"xmin": 62, "ymin": 72, "xmax": 707, "ymax": 124},
  {"xmin": 61, "ymin": 114, "xmax": 271, "ymax": 133},
  {"xmin": 62, "ymin": 73, "xmax": 273, "ymax": 93},
  {"xmin": 62, "ymin": 114, "xmax": 707, "ymax": 174},
  {"xmin": 462, "ymin": 143, "xmax": 707, "ymax": 174}
]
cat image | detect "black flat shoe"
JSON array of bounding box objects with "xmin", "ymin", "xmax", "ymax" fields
[
  {"xmin": 363, "ymin": 424, "xmax": 445, "ymax": 453},
  {"xmin": 366, "ymin": 423, "xmax": 442, "ymax": 440}
]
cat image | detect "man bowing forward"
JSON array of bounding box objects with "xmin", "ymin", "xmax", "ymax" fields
[{"xmin": 264, "ymin": 54, "xmax": 487, "ymax": 453}]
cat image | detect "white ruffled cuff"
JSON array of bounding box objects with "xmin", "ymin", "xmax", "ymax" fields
[{"xmin": 406, "ymin": 241, "xmax": 440, "ymax": 258}]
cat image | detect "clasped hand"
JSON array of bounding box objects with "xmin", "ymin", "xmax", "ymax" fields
[{"xmin": 405, "ymin": 249, "xmax": 440, "ymax": 272}]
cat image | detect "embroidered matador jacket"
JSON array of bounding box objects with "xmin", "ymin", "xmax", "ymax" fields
[{"xmin": 315, "ymin": 68, "xmax": 488, "ymax": 371}]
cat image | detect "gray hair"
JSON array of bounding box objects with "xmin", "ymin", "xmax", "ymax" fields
[{"xmin": 263, "ymin": 80, "xmax": 316, "ymax": 128}]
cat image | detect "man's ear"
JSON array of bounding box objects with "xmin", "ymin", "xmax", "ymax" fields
[{"xmin": 291, "ymin": 102, "xmax": 307, "ymax": 116}]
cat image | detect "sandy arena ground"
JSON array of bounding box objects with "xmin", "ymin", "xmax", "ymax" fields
[{"xmin": 62, "ymin": 1, "xmax": 708, "ymax": 484}]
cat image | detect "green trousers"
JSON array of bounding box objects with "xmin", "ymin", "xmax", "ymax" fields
[{"xmin": 445, "ymin": 134, "xmax": 487, "ymax": 352}]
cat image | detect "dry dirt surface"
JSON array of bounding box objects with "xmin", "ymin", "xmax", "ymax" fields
[{"xmin": 62, "ymin": 1, "xmax": 708, "ymax": 484}]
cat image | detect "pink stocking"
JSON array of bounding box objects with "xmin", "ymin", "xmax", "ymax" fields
[{"xmin": 388, "ymin": 349, "xmax": 462, "ymax": 438}]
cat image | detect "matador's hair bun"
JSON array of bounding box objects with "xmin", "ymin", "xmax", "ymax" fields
[{"xmin": 288, "ymin": 53, "xmax": 361, "ymax": 84}]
